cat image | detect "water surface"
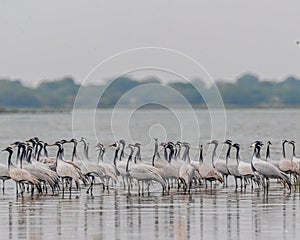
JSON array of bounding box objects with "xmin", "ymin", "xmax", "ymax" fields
[{"xmin": 0, "ymin": 109, "xmax": 300, "ymax": 239}]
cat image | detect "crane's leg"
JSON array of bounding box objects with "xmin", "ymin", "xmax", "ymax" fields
[
  {"xmin": 62, "ymin": 178, "xmax": 65, "ymax": 198},
  {"xmin": 138, "ymin": 181, "xmax": 141, "ymax": 196},
  {"xmin": 2, "ymin": 180, "xmax": 5, "ymax": 192},
  {"xmin": 127, "ymin": 178, "xmax": 131, "ymax": 195},
  {"xmin": 31, "ymin": 184, "xmax": 34, "ymax": 196},
  {"xmin": 69, "ymin": 179, "xmax": 72, "ymax": 199},
  {"xmin": 226, "ymin": 175, "xmax": 228, "ymax": 187},
  {"xmin": 234, "ymin": 177, "xmax": 238, "ymax": 189}
]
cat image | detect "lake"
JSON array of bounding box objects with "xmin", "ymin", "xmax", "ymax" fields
[{"xmin": 0, "ymin": 109, "xmax": 300, "ymax": 239}]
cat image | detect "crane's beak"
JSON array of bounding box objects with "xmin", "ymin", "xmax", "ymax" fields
[
  {"xmin": 94, "ymin": 143, "xmax": 103, "ymax": 148},
  {"xmin": 10, "ymin": 142, "xmax": 19, "ymax": 147}
]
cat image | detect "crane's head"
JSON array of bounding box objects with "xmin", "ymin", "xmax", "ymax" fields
[
  {"xmin": 207, "ymin": 140, "xmax": 218, "ymax": 145},
  {"xmin": 109, "ymin": 142, "xmax": 119, "ymax": 148},
  {"xmin": 250, "ymin": 140, "xmax": 263, "ymax": 148},
  {"xmin": 289, "ymin": 140, "xmax": 296, "ymax": 145},
  {"xmin": 223, "ymin": 139, "xmax": 232, "ymax": 145},
  {"xmin": 232, "ymin": 143, "xmax": 240, "ymax": 149},
  {"xmin": 79, "ymin": 137, "xmax": 87, "ymax": 143},
  {"xmin": 127, "ymin": 144, "xmax": 135, "ymax": 150},
  {"xmin": 69, "ymin": 138, "xmax": 78, "ymax": 144},
  {"xmin": 60, "ymin": 139, "xmax": 69, "ymax": 144},
  {"xmin": 166, "ymin": 142, "xmax": 175, "ymax": 150},
  {"xmin": 95, "ymin": 142, "xmax": 103, "ymax": 148},
  {"xmin": 37, "ymin": 140, "xmax": 44, "ymax": 146},
  {"xmin": 11, "ymin": 141, "xmax": 22, "ymax": 147},
  {"xmin": 2, "ymin": 146, "xmax": 13, "ymax": 153}
]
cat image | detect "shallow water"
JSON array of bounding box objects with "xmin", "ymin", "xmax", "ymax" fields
[
  {"xmin": 1, "ymin": 109, "xmax": 300, "ymax": 239},
  {"xmin": 0, "ymin": 184, "xmax": 299, "ymax": 240}
]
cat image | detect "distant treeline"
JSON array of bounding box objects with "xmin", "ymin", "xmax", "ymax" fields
[{"xmin": 1, "ymin": 74, "xmax": 300, "ymax": 109}]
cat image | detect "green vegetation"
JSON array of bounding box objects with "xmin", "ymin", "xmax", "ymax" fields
[{"xmin": 1, "ymin": 74, "xmax": 300, "ymax": 110}]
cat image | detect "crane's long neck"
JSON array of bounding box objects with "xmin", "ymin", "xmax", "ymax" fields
[
  {"xmin": 134, "ymin": 146, "xmax": 141, "ymax": 162},
  {"xmin": 185, "ymin": 146, "xmax": 191, "ymax": 163},
  {"xmin": 100, "ymin": 149, "xmax": 105, "ymax": 161},
  {"xmin": 16, "ymin": 145, "xmax": 21, "ymax": 165},
  {"xmin": 225, "ymin": 145, "xmax": 231, "ymax": 163},
  {"xmin": 282, "ymin": 142, "xmax": 286, "ymax": 159},
  {"xmin": 251, "ymin": 146, "xmax": 257, "ymax": 172},
  {"xmin": 251, "ymin": 146, "xmax": 257, "ymax": 159},
  {"xmin": 60, "ymin": 146, "xmax": 65, "ymax": 160},
  {"xmin": 83, "ymin": 142, "xmax": 89, "ymax": 160},
  {"xmin": 163, "ymin": 147, "xmax": 168, "ymax": 161},
  {"xmin": 154, "ymin": 140, "xmax": 160, "ymax": 158},
  {"xmin": 19, "ymin": 145, "xmax": 27, "ymax": 169},
  {"xmin": 291, "ymin": 143, "xmax": 296, "ymax": 158},
  {"xmin": 119, "ymin": 143, "xmax": 125, "ymax": 161},
  {"xmin": 177, "ymin": 146, "xmax": 181, "ymax": 159},
  {"xmin": 56, "ymin": 146, "xmax": 61, "ymax": 161},
  {"xmin": 33, "ymin": 142, "xmax": 39, "ymax": 159},
  {"xmin": 152, "ymin": 153, "xmax": 155, "ymax": 166},
  {"xmin": 71, "ymin": 142, "xmax": 78, "ymax": 162},
  {"xmin": 43, "ymin": 145, "xmax": 49, "ymax": 158},
  {"xmin": 126, "ymin": 149, "xmax": 134, "ymax": 172},
  {"xmin": 174, "ymin": 148, "xmax": 178, "ymax": 160},
  {"xmin": 27, "ymin": 148, "xmax": 33, "ymax": 163},
  {"xmin": 113, "ymin": 148, "xmax": 119, "ymax": 166},
  {"xmin": 256, "ymin": 145, "xmax": 262, "ymax": 158},
  {"xmin": 169, "ymin": 147, "xmax": 175, "ymax": 163},
  {"xmin": 235, "ymin": 147, "xmax": 240, "ymax": 165},
  {"xmin": 211, "ymin": 143, "xmax": 218, "ymax": 167},
  {"xmin": 182, "ymin": 147, "xmax": 187, "ymax": 161},
  {"xmin": 7, "ymin": 151, "xmax": 13, "ymax": 170},
  {"xmin": 36, "ymin": 144, "xmax": 43, "ymax": 162},
  {"xmin": 266, "ymin": 144, "xmax": 271, "ymax": 161},
  {"xmin": 55, "ymin": 145, "xmax": 64, "ymax": 162},
  {"xmin": 152, "ymin": 142, "xmax": 159, "ymax": 166},
  {"xmin": 199, "ymin": 148, "xmax": 203, "ymax": 163},
  {"xmin": 20, "ymin": 152, "xmax": 24, "ymax": 169},
  {"xmin": 97, "ymin": 148, "xmax": 102, "ymax": 163},
  {"xmin": 137, "ymin": 147, "xmax": 141, "ymax": 160}
]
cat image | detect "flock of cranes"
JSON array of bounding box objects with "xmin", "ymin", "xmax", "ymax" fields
[{"xmin": 1, "ymin": 137, "xmax": 300, "ymax": 198}]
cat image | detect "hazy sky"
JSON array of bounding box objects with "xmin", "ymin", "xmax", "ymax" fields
[{"xmin": 0, "ymin": 0, "xmax": 300, "ymax": 85}]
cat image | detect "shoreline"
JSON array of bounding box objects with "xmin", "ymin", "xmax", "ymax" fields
[{"xmin": 1, "ymin": 105, "xmax": 300, "ymax": 113}]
